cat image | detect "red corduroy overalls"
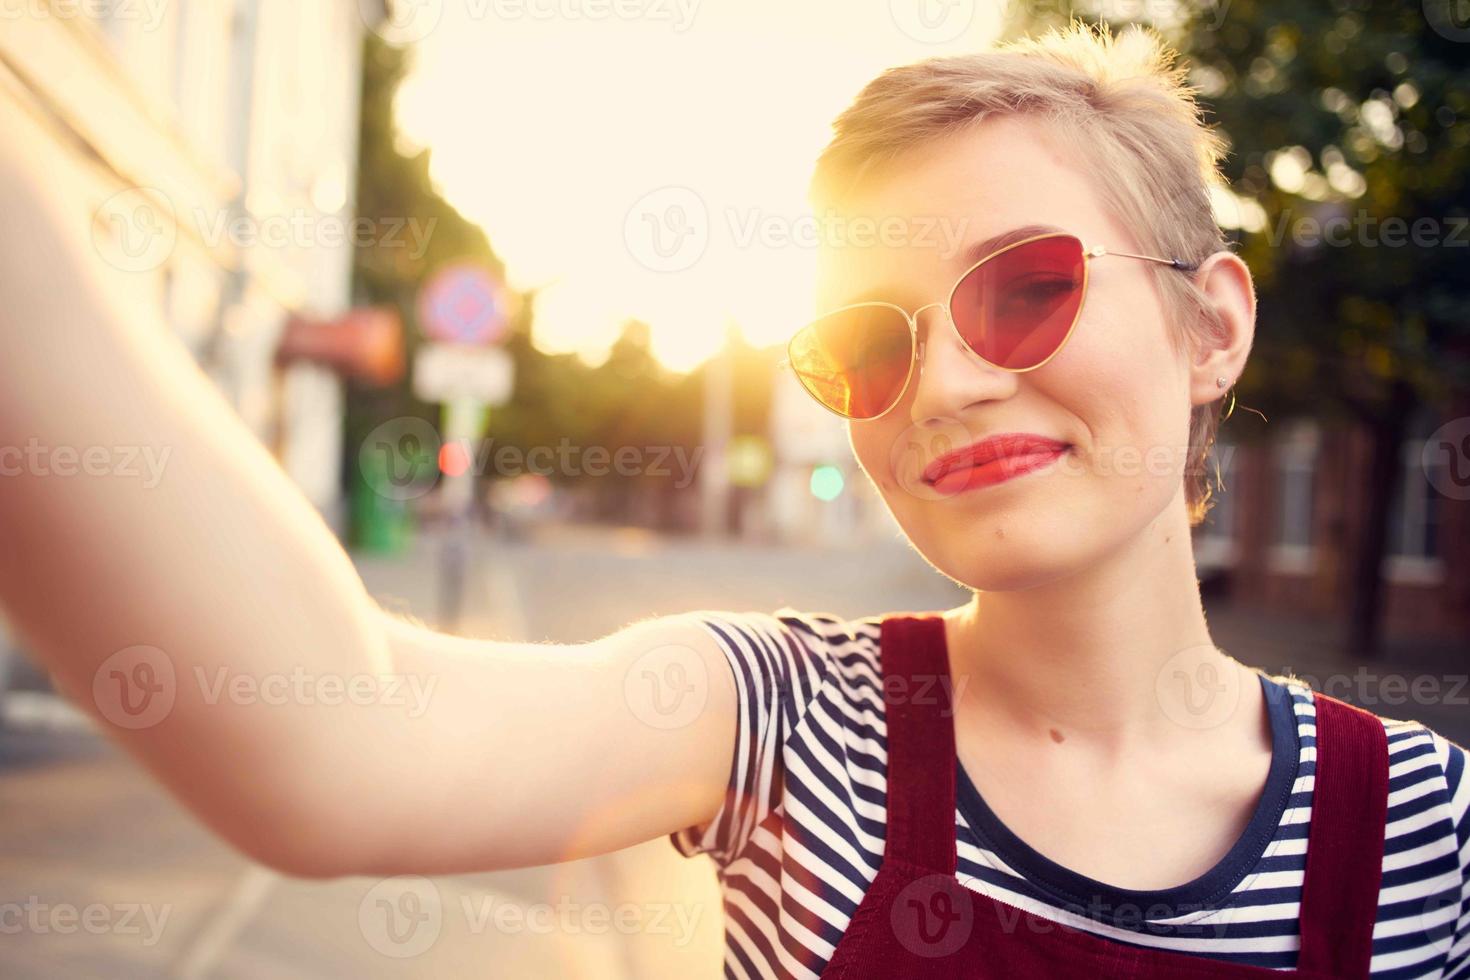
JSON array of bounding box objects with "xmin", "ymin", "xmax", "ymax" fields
[{"xmin": 820, "ymin": 615, "xmax": 1389, "ymax": 980}]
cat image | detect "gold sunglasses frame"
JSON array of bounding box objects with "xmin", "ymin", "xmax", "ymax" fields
[{"xmin": 783, "ymin": 231, "xmax": 1199, "ymax": 421}]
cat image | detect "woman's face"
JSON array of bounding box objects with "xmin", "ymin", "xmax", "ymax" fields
[{"xmin": 823, "ymin": 115, "xmax": 1200, "ymax": 592}]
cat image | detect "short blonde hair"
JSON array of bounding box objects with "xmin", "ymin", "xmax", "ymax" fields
[{"xmin": 810, "ymin": 22, "xmax": 1231, "ymax": 525}]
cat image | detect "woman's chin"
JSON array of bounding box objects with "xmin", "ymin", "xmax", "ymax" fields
[{"xmin": 922, "ymin": 541, "xmax": 1085, "ymax": 595}]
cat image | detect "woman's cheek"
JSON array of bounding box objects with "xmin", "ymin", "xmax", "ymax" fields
[{"xmin": 850, "ymin": 419, "xmax": 918, "ymax": 498}]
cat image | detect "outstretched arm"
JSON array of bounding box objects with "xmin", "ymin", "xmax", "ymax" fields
[{"xmin": 0, "ymin": 104, "xmax": 735, "ymax": 880}]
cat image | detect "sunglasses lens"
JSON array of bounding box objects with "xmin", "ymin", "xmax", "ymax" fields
[
  {"xmin": 788, "ymin": 305, "xmax": 913, "ymax": 420},
  {"xmin": 951, "ymin": 235, "xmax": 1085, "ymax": 370}
]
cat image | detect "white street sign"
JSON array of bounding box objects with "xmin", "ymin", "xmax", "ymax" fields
[{"xmin": 413, "ymin": 343, "xmax": 514, "ymax": 406}]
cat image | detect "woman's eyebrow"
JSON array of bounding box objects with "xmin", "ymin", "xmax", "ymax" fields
[
  {"xmin": 952, "ymin": 223, "xmax": 1067, "ymax": 269},
  {"xmin": 830, "ymin": 223, "xmax": 1067, "ymax": 307}
]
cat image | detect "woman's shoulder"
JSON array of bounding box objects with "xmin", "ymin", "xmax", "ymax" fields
[
  {"xmin": 690, "ymin": 606, "xmax": 886, "ymax": 664},
  {"xmin": 683, "ymin": 607, "xmax": 895, "ymax": 716},
  {"xmin": 1262, "ymin": 670, "xmax": 1468, "ymax": 812},
  {"xmin": 667, "ymin": 609, "xmax": 902, "ymax": 865},
  {"xmin": 1260, "ymin": 672, "xmax": 1470, "ymax": 963}
]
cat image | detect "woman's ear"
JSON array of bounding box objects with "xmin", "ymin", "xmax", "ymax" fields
[{"xmin": 1186, "ymin": 250, "xmax": 1256, "ymax": 410}]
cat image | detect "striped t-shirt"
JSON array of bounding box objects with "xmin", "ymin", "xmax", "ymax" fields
[{"xmin": 669, "ymin": 609, "xmax": 1470, "ymax": 979}]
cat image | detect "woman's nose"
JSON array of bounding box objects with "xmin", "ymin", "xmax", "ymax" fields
[{"xmin": 905, "ymin": 305, "xmax": 1019, "ymax": 425}]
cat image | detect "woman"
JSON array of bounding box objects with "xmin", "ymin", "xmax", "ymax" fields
[{"xmin": 0, "ymin": 22, "xmax": 1465, "ymax": 980}]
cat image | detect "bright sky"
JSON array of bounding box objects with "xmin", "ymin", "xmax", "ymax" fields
[{"xmin": 392, "ymin": 0, "xmax": 1007, "ymax": 371}]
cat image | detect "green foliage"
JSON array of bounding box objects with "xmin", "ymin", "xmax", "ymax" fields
[{"xmin": 1182, "ymin": 0, "xmax": 1470, "ymax": 424}]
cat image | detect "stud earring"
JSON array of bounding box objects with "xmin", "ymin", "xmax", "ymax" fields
[{"xmin": 1215, "ymin": 376, "xmax": 1228, "ymax": 389}]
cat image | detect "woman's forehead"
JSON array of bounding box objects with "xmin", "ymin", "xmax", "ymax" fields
[
  {"xmin": 816, "ymin": 223, "xmax": 1067, "ymax": 308},
  {"xmin": 811, "ymin": 122, "xmax": 1122, "ymax": 310}
]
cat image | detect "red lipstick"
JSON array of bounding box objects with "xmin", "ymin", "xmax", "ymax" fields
[{"xmin": 921, "ymin": 433, "xmax": 1069, "ymax": 494}]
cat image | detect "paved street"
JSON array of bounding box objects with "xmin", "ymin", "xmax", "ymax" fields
[{"xmin": 1, "ymin": 522, "xmax": 1465, "ymax": 978}]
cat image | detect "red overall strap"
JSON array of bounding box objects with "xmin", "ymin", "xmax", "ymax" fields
[
  {"xmin": 1295, "ymin": 691, "xmax": 1389, "ymax": 979},
  {"xmin": 878, "ymin": 614, "xmax": 957, "ymax": 874}
]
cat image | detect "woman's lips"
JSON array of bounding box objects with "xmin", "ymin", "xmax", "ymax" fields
[{"xmin": 921, "ymin": 433, "xmax": 1070, "ymax": 494}]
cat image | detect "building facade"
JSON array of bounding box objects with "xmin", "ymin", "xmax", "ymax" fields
[
  {"xmin": 0, "ymin": 0, "xmax": 381, "ymax": 524},
  {"xmin": 1195, "ymin": 405, "xmax": 1470, "ymax": 645}
]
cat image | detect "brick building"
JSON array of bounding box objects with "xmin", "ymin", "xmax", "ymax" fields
[{"xmin": 1194, "ymin": 404, "xmax": 1470, "ymax": 645}]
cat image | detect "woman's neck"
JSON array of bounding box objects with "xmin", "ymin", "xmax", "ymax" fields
[{"xmin": 943, "ymin": 496, "xmax": 1247, "ymax": 753}]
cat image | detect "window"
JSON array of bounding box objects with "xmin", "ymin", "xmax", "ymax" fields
[
  {"xmin": 1269, "ymin": 420, "xmax": 1319, "ymax": 573},
  {"xmin": 1387, "ymin": 408, "xmax": 1446, "ymax": 584}
]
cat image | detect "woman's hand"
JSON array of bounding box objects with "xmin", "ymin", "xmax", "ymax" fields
[{"xmin": 0, "ymin": 97, "xmax": 735, "ymax": 878}]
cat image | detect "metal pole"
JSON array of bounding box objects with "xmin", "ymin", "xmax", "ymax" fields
[
  {"xmin": 436, "ymin": 398, "xmax": 483, "ymax": 633},
  {"xmin": 701, "ymin": 329, "xmax": 734, "ymax": 536}
]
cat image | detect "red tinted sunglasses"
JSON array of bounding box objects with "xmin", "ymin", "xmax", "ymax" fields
[{"xmin": 785, "ymin": 232, "xmax": 1198, "ymax": 421}]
